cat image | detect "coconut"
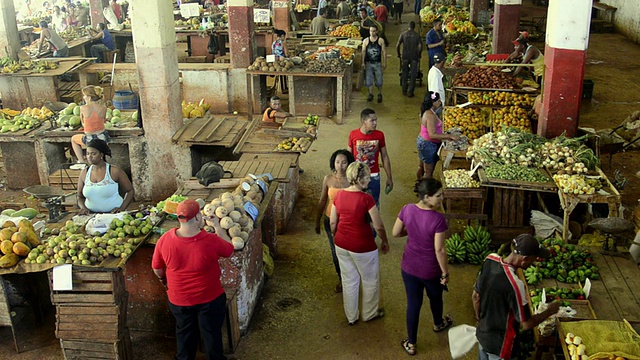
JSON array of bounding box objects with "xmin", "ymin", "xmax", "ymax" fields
[
  {"xmin": 203, "ymin": 204, "xmax": 216, "ymax": 217},
  {"xmin": 214, "ymin": 206, "xmax": 228, "ymax": 219},
  {"xmin": 220, "ymin": 217, "xmax": 234, "ymax": 229},
  {"xmin": 228, "ymin": 225, "xmax": 242, "ymax": 238},
  {"xmin": 229, "ymin": 210, "xmax": 242, "ymax": 223},
  {"xmin": 221, "ymin": 199, "xmax": 234, "ymax": 213},
  {"xmin": 220, "ymin": 192, "xmax": 233, "ymax": 201},
  {"xmin": 231, "ymin": 237, "xmax": 244, "ymax": 250},
  {"xmin": 210, "ymin": 198, "xmax": 222, "ymax": 208},
  {"xmin": 238, "ymin": 214, "xmax": 249, "ymax": 227},
  {"xmin": 240, "ymin": 231, "xmax": 249, "ymax": 241}
]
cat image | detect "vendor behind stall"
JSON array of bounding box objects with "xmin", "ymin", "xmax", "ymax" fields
[
  {"xmin": 262, "ymin": 96, "xmax": 292, "ymax": 123},
  {"xmin": 77, "ymin": 139, "xmax": 134, "ymax": 214},
  {"xmin": 71, "ymin": 85, "xmax": 110, "ymax": 169},
  {"xmin": 311, "ymin": 7, "xmax": 330, "ymax": 35},
  {"xmin": 88, "ymin": 23, "xmax": 116, "ymax": 63},
  {"xmin": 37, "ymin": 21, "xmax": 68, "ymax": 57},
  {"xmin": 509, "ymin": 35, "xmax": 544, "ymax": 81}
]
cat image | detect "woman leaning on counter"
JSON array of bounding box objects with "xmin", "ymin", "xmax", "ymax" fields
[{"xmin": 77, "ymin": 139, "xmax": 134, "ymax": 214}]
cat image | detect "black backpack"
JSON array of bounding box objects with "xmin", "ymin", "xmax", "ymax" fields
[{"xmin": 196, "ymin": 161, "xmax": 233, "ymax": 186}]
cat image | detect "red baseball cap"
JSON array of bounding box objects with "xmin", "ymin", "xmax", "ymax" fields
[{"xmin": 176, "ymin": 199, "xmax": 200, "ymax": 222}]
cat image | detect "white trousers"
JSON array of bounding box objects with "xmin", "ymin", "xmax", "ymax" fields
[{"xmin": 336, "ymin": 246, "xmax": 380, "ymax": 323}]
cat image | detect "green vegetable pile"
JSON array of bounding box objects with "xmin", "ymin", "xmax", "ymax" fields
[
  {"xmin": 485, "ymin": 164, "xmax": 550, "ymax": 182},
  {"xmin": 529, "ymin": 287, "xmax": 586, "ymax": 309},
  {"xmin": 155, "ymin": 195, "xmax": 187, "ymax": 212},
  {"xmin": 523, "ymin": 238, "xmax": 600, "ymax": 285}
]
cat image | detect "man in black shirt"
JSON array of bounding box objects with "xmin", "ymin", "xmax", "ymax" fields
[
  {"xmin": 396, "ymin": 21, "xmax": 422, "ymax": 97},
  {"xmin": 472, "ymin": 234, "xmax": 560, "ymax": 359}
]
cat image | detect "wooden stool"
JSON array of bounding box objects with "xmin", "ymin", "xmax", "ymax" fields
[{"xmin": 103, "ymin": 49, "xmax": 120, "ymax": 63}]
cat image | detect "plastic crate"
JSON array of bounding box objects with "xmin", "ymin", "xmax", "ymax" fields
[{"xmin": 582, "ymin": 79, "xmax": 594, "ymax": 99}]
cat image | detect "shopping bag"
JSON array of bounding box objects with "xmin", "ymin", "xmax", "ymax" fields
[{"xmin": 448, "ymin": 324, "xmax": 478, "ymax": 359}]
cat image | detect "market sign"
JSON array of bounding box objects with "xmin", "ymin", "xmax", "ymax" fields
[{"xmin": 254, "ymin": 9, "xmax": 271, "ymax": 24}]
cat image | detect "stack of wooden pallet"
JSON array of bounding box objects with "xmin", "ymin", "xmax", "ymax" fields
[{"xmin": 48, "ymin": 269, "xmax": 132, "ymax": 360}]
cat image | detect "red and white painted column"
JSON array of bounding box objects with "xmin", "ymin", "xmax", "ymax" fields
[
  {"xmin": 492, "ymin": 0, "xmax": 521, "ymax": 55},
  {"xmin": 538, "ymin": 0, "xmax": 592, "ymax": 138},
  {"xmin": 228, "ymin": 0, "xmax": 256, "ymax": 68}
]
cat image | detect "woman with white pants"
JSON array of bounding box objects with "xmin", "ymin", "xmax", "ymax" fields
[{"xmin": 330, "ymin": 161, "xmax": 389, "ymax": 325}]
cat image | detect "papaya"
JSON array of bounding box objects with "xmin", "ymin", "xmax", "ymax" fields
[
  {"xmin": 12, "ymin": 242, "xmax": 30, "ymax": 257},
  {"xmin": 12, "ymin": 208, "xmax": 38, "ymax": 219},
  {"xmin": 2, "ymin": 220, "xmax": 16, "ymax": 228},
  {"xmin": 1, "ymin": 209, "xmax": 16, "ymax": 216},
  {"xmin": 17, "ymin": 219, "xmax": 33, "ymax": 229},
  {"xmin": 0, "ymin": 253, "xmax": 19, "ymax": 268},
  {"xmin": 18, "ymin": 227, "xmax": 39, "ymax": 247},
  {"xmin": 10, "ymin": 231, "xmax": 27, "ymax": 244},
  {"xmin": 0, "ymin": 228, "xmax": 15, "ymax": 241},
  {"xmin": 0, "ymin": 240, "xmax": 13, "ymax": 255}
]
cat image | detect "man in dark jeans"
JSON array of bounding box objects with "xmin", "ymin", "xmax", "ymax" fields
[
  {"xmin": 152, "ymin": 200, "xmax": 234, "ymax": 360},
  {"xmin": 396, "ymin": 21, "xmax": 422, "ymax": 97}
]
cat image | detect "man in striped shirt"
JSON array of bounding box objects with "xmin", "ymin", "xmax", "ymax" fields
[{"xmin": 472, "ymin": 234, "xmax": 560, "ymax": 359}]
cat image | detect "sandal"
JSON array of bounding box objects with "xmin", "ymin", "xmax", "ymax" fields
[
  {"xmin": 334, "ymin": 283, "xmax": 342, "ymax": 293},
  {"xmin": 433, "ymin": 315, "xmax": 453, "ymax": 332},
  {"xmin": 366, "ymin": 309, "xmax": 384, "ymax": 322},
  {"xmin": 401, "ymin": 338, "xmax": 416, "ymax": 356}
]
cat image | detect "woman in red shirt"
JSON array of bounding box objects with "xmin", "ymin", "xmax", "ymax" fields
[{"xmin": 330, "ymin": 161, "xmax": 389, "ymax": 325}]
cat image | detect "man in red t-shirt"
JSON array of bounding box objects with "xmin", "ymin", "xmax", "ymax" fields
[
  {"xmin": 152, "ymin": 199, "xmax": 234, "ymax": 360},
  {"xmin": 348, "ymin": 108, "xmax": 393, "ymax": 205},
  {"xmin": 373, "ymin": 0, "xmax": 388, "ymax": 33}
]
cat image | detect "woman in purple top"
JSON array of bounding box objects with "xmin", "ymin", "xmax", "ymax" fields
[{"xmin": 392, "ymin": 178, "xmax": 452, "ymax": 356}]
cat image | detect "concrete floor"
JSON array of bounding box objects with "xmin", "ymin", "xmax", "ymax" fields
[{"xmin": 4, "ymin": 4, "xmax": 640, "ymax": 360}]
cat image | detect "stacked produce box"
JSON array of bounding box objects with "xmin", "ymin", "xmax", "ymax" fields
[{"xmin": 49, "ymin": 269, "xmax": 132, "ymax": 359}]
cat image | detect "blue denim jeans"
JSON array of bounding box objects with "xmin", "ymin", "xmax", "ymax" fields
[{"xmin": 368, "ymin": 173, "xmax": 381, "ymax": 206}]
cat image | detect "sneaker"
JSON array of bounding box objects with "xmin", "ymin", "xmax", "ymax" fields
[
  {"xmin": 367, "ymin": 93, "xmax": 374, "ymax": 102},
  {"xmin": 377, "ymin": 94, "xmax": 383, "ymax": 103},
  {"xmin": 69, "ymin": 163, "xmax": 86, "ymax": 170}
]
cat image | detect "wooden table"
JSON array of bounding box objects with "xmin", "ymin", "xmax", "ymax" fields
[
  {"xmin": 246, "ymin": 65, "xmax": 352, "ymax": 123},
  {"xmin": 171, "ymin": 114, "xmax": 248, "ymax": 147}
]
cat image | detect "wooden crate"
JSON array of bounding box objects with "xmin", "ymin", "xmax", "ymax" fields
[
  {"xmin": 60, "ymin": 327, "xmax": 132, "ymax": 360},
  {"xmin": 55, "ymin": 296, "xmax": 128, "ymax": 342},
  {"xmin": 49, "ymin": 269, "xmax": 127, "ymax": 306},
  {"xmin": 491, "ymin": 187, "xmax": 530, "ymax": 227}
]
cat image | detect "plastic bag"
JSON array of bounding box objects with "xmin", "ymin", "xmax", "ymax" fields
[
  {"xmin": 84, "ymin": 213, "xmax": 126, "ymax": 235},
  {"xmin": 448, "ymin": 324, "xmax": 478, "ymax": 359},
  {"xmin": 530, "ymin": 210, "xmax": 570, "ymax": 240}
]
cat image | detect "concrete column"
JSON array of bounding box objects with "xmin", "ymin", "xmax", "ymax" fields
[
  {"xmin": 273, "ymin": 0, "xmax": 291, "ymax": 33},
  {"xmin": 0, "ymin": 1, "xmax": 21, "ymax": 60},
  {"xmin": 537, "ymin": 0, "xmax": 591, "ymax": 138},
  {"xmin": 470, "ymin": 0, "xmax": 489, "ymax": 25},
  {"xmin": 228, "ymin": 0, "xmax": 256, "ymax": 68},
  {"xmin": 130, "ymin": 0, "xmax": 190, "ymax": 201},
  {"xmin": 492, "ymin": 0, "xmax": 521, "ymax": 54},
  {"xmin": 89, "ymin": 0, "xmax": 107, "ymax": 26}
]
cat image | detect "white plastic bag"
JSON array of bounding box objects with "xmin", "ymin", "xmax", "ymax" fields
[
  {"xmin": 449, "ymin": 324, "xmax": 478, "ymax": 359},
  {"xmin": 84, "ymin": 213, "xmax": 126, "ymax": 235}
]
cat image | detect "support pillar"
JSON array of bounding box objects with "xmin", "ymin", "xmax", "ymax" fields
[
  {"xmin": 492, "ymin": 0, "xmax": 521, "ymax": 54},
  {"xmin": 228, "ymin": 0, "xmax": 256, "ymax": 68},
  {"xmin": 537, "ymin": 0, "xmax": 592, "ymax": 138},
  {"xmin": 0, "ymin": 1, "xmax": 21, "ymax": 60},
  {"xmin": 89, "ymin": 0, "xmax": 107, "ymax": 27},
  {"xmin": 470, "ymin": 0, "xmax": 489, "ymax": 25},
  {"xmin": 273, "ymin": 0, "xmax": 291, "ymax": 33},
  {"xmin": 131, "ymin": 0, "xmax": 190, "ymax": 201}
]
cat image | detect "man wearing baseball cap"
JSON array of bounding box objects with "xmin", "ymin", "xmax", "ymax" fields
[
  {"xmin": 472, "ymin": 234, "xmax": 560, "ymax": 359},
  {"xmin": 152, "ymin": 199, "xmax": 233, "ymax": 360}
]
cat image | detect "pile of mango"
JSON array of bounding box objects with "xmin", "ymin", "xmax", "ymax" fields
[
  {"xmin": 444, "ymin": 107, "xmax": 486, "ymax": 140},
  {"xmin": 0, "ymin": 218, "xmax": 40, "ymax": 268},
  {"xmin": 492, "ymin": 106, "xmax": 531, "ymax": 132},
  {"xmin": 468, "ymin": 91, "xmax": 535, "ymax": 107},
  {"xmin": 182, "ymin": 99, "xmax": 211, "ymax": 119},
  {"xmin": 329, "ymin": 25, "xmax": 360, "ymax": 38}
]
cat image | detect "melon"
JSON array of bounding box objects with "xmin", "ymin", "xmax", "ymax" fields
[
  {"xmin": 110, "ymin": 116, "xmax": 121, "ymax": 124},
  {"xmin": 112, "ymin": 109, "xmax": 121, "ymax": 117},
  {"xmin": 69, "ymin": 115, "xmax": 81, "ymax": 127},
  {"xmin": 73, "ymin": 106, "xmax": 81, "ymax": 116}
]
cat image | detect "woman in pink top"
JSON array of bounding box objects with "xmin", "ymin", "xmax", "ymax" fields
[
  {"xmin": 316, "ymin": 149, "xmax": 355, "ymax": 293},
  {"xmin": 71, "ymin": 86, "xmax": 109, "ymax": 169},
  {"xmin": 417, "ymin": 91, "xmax": 458, "ymax": 179}
]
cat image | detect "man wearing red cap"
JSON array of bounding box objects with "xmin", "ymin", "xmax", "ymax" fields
[
  {"xmin": 152, "ymin": 199, "xmax": 233, "ymax": 360},
  {"xmin": 472, "ymin": 234, "xmax": 559, "ymax": 359}
]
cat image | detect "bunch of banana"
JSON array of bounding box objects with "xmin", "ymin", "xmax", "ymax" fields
[
  {"xmin": 0, "ymin": 57, "xmax": 13, "ymax": 67},
  {"xmin": 445, "ymin": 234, "xmax": 467, "ymax": 264},
  {"xmin": 1, "ymin": 62, "xmax": 21, "ymax": 74},
  {"xmin": 464, "ymin": 225, "xmax": 492, "ymax": 264},
  {"xmin": 20, "ymin": 60, "xmax": 34, "ymax": 70},
  {"xmin": 524, "ymin": 266, "xmax": 542, "ymax": 285},
  {"xmin": 38, "ymin": 60, "xmax": 58, "ymax": 70}
]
